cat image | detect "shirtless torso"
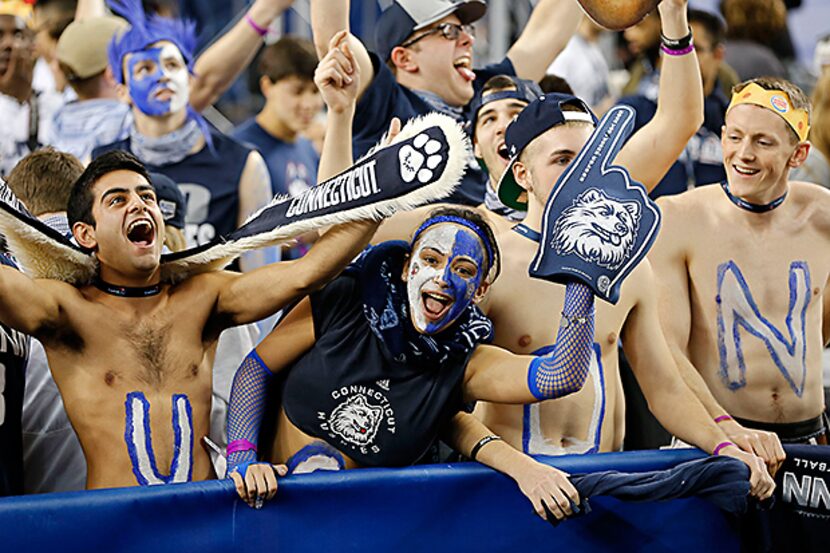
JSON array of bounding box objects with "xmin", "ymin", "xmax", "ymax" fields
[
  {"xmin": 475, "ymin": 227, "xmax": 651, "ymax": 453},
  {"xmin": 37, "ymin": 274, "xmax": 227, "ymax": 488},
  {"xmin": 0, "ymin": 163, "xmax": 377, "ymax": 490},
  {"xmin": 653, "ymin": 183, "xmax": 830, "ymax": 425}
]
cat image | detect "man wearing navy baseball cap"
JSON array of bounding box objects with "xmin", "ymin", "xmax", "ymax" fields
[
  {"xmin": 473, "ymin": 0, "xmax": 776, "ymax": 500},
  {"xmin": 308, "ymin": 0, "xmax": 584, "ymax": 207}
]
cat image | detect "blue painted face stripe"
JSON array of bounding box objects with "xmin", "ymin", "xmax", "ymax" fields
[
  {"xmin": 127, "ymin": 48, "xmax": 174, "ymax": 117},
  {"xmin": 424, "ymin": 228, "xmax": 486, "ymax": 333}
]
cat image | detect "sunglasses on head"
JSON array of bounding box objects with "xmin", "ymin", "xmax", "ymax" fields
[{"xmin": 400, "ymin": 22, "xmax": 475, "ymax": 49}]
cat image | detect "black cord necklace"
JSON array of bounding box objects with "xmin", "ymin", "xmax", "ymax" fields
[
  {"xmin": 720, "ymin": 180, "xmax": 787, "ymax": 213},
  {"xmin": 94, "ymin": 279, "xmax": 163, "ymax": 298},
  {"xmin": 512, "ymin": 223, "xmax": 541, "ymax": 243}
]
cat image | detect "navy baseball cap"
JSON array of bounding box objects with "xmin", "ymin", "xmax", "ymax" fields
[
  {"xmin": 374, "ymin": 0, "xmax": 486, "ymax": 61},
  {"xmin": 149, "ymin": 172, "xmax": 186, "ymax": 230},
  {"xmin": 469, "ymin": 75, "xmax": 542, "ymax": 139},
  {"xmin": 497, "ymin": 93, "xmax": 597, "ymax": 211}
]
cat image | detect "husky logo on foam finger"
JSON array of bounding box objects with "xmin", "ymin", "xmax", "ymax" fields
[
  {"xmin": 552, "ymin": 188, "xmax": 641, "ymax": 271},
  {"xmin": 328, "ymin": 394, "xmax": 384, "ymax": 447},
  {"xmin": 399, "ymin": 133, "xmax": 444, "ymax": 184}
]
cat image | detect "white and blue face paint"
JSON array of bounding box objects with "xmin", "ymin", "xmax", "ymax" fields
[
  {"xmin": 407, "ymin": 224, "xmax": 487, "ymax": 334},
  {"xmin": 126, "ymin": 42, "xmax": 190, "ymax": 117}
]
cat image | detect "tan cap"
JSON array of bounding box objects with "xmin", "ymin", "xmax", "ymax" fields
[{"xmin": 57, "ymin": 16, "xmax": 127, "ymax": 81}]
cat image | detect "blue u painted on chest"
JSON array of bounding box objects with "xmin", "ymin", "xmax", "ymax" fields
[{"xmin": 124, "ymin": 391, "xmax": 194, "ymax": 485}]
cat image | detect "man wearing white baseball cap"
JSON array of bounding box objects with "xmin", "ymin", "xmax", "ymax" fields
[{"xmin": 309, "ymin": 0, "xmax": 583, "ymax": 207}]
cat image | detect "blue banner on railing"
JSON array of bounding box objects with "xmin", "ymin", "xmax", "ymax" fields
[{"xmin": 0, "ymin": 450, "xmax": 741, "ymax": 552}]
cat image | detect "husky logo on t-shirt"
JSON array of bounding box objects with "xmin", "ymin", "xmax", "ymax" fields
[{"xmin": 327, "ymin": 394, "xmax": 384, "ymax": 447}]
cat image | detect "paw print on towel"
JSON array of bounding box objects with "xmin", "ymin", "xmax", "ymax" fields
[{"xmin": 399, "ymin": 133, "xmax": 444, "ymax": 184}]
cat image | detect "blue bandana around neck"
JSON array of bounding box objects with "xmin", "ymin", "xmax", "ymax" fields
[
  {"xmin": 129, "ymin": 117, "xmax": 202, "ymax": 166},
  {"xmin": 413, "ymin": 90, "xmax": 465, "ymax": 124},
  {"xmin": 345, "ymin": 241, "xmax": 493, "ymax": 368}
]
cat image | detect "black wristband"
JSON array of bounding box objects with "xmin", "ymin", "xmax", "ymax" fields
[
  {"xmin": 470, "ymin": 435, "xmax": 502, "ymax": 460},
  {"xmin": 660, "ymin": 29, "xmax": 693, "ymax": 50}
]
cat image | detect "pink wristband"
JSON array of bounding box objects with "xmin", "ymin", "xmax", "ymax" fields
[
  {"xmin": 227, "ymin": 439, "xmax": 258, "ymax": 455},
  {"xmin": 245, "ymin": 13, "xmax": 268, "ymax": 37},
  {"xmin": 713, "ymin": 441, "xmax": 735, "ymax": 456},
  {"xmin": 714, "ymin": 415, "xmax": 733, "ymax": 424},
  {"xmin": 660, "ymin": 43, "xmax": 695, "ymax": 57}
]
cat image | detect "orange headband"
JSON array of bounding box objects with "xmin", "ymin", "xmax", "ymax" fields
[
  {"xmin": 0, "ymin": 0, "xmax": 33, "ymax": 21},
  {"xmin": 727, "ymin": 82, "xmax": 810, "ymax": 142}
]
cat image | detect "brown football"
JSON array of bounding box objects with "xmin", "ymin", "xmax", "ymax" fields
[{"xmin": 577, "ymin": 0, "xmax": 663, "ymax": 30}]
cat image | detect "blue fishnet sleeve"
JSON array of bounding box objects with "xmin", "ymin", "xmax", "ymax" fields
[
  {"xmin": 226, "ymin": 349, "xmax": 273, "ymax": 469},
  {"xmin": 527, "ymin": 282, "xmax": 595, "ymax": 400}
]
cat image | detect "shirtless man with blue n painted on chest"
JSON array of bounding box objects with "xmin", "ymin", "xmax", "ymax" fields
[{"xmin": 651, "ymin": 76, "xmax": 830, "ymax": 448}]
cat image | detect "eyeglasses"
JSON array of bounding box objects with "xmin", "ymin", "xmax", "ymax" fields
[{"xmin": 400, "ymin": 22, "xmax": 475, "ymax": 49}]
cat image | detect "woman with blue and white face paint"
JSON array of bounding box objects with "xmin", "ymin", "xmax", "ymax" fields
[
  {"xmin": 225, "ymin": 203, "xmax": 599, "ymax": 521},
  {"xmin": 405, "ymin": 219, "xmax": 491, "ymax": 335}
]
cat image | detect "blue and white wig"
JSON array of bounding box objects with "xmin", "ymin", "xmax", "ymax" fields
[{"xmin": 107, "ymin": 0, "xmax": 212, "ymax": 148}]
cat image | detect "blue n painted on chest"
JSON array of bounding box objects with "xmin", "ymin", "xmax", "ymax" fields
[{"xmin": 716, "ymin": 260, "xmax": 811, "ymax": 397}]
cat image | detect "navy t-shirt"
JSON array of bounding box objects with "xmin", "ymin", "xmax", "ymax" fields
[
  {"xmin": 617, "ymin": 77, "xmax": 728, "ymax": 199},
  {"xmin": 93, "ymin": 129, "xmax": 252, "ymax": 248},
  {"xmin": 354, "ymin": 52, "xmax": 516, "ymax": 206},
  {"xmin": 232, "ymin": 119, "xmax": 319, "ymax": 198},
  {"xmin": 0, "ymin": 255, "xmax": 30, "ymax": 496},
  {"xmin": 281, "ymin": 274, "xmax": 469, "ymax": 467}
]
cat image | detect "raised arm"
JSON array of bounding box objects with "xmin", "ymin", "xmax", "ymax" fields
[
  {"xmin": 237, "ymin": 151, "xmax": 279, "ymax": 273},
  {"xmin": 75, "ymin": 0, "xmax": 107, "ymax": 20},
  {"xmin": 215, "ymin": 31, "xmax": 380, "ymax": 325},
  {"xmin": 0, "ymin": 265, "xmax": 63, "ymax": 336},
  {"xmin": 309, "ymin": 0, "xmax": 375, "ymax": 100},
  {"xmin": 613, "ymin": 0, "xmax": 704, "ymax": 190},
  {"xmin": 227, "ymin": 297, "xmax": 316, "ymax": 507},
  {"xmin": 649, "ymin": 198, "xmax": 785, "ymax": 476},
  {"xmin": 443, "ymin": 411, "xmax": 579, "ymax": 522},
  {"xmin": 621, "ymin": 260, "xmax": 774, "ymax": 499},
  {"xmin": 190, "ymin": 0, "xmax": 295, "ymax": 111},
  {"xmin": 506, "ymin": 0, "xmax": 583, "ymax": 82},
  {"xmin": 463, "ymin": 282, "xmax": 594, "ymax": 404}
]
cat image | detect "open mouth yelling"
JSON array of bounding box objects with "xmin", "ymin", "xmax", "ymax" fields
[
  {"xmin": 497, "ymin": 141, "xmax": 510, "ymax": 161},
  {"xmin": 126, "ymin": 218, "xmax": 156, "ymax": 248},
  {"xmin": 421, "ymin": 290, "xmax": 453, "ymax": 322},
  {"xmin": 453, "ymin": 56, "xmax": 475, "ymax": 82}
]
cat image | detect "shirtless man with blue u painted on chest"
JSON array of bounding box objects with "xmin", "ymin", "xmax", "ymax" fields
[
  {"xmin": 0, "ymin": 150, "xmax": 379, "ymax": 490},
  {"xmin": 651, "ymin": 76, "xmax": 830, "ymax": 450}
]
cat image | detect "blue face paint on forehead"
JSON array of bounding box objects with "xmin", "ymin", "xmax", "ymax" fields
[{"xmin": 424, "ymin": 227, "xmax": 486, "ymax": 333}]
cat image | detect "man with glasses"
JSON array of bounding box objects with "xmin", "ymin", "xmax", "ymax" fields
[{"xmin": 309, "ymin": 0, "xmax": 583, "ymax": 206}]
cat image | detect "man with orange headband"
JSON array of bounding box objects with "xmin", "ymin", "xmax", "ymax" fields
[{"xmin": 651, "ymin": 77, "xmax": 828, "ymax": 452}]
